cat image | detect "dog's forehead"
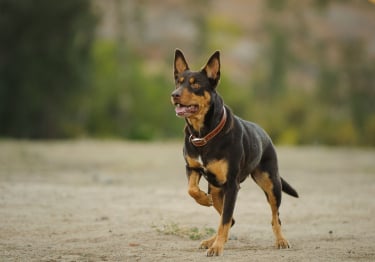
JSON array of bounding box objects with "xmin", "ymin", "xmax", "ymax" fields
[{"xmin": 178, "ymin": 70, "xmax": 207, "ymax": 84}]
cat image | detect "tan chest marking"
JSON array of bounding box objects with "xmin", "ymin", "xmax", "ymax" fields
[
  {"xmin": 186, "ymin": 156, "xmax": 228, "ymax": 185},
  {"xmin": 206, "ymin": 159, "xmax": 228, "ymax": 185},
  {"xmin": 186, "ymin": 155, "xmax": 203, "ymax": 168}
]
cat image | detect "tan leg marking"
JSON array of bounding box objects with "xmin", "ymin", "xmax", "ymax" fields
[
  {"xmin": 185, "ymin": 156, "xmax": 212, "ymax": 207},
  {"xmin": 200, "ymin": 234, "xmax": 217, "ymax": 250},
  {"xmin": 187, "ymin": 172, "xmax": 212, "ymax": 206},
  {"xmin": 199, "ymin": 185, "xmax": 223, "ymax": 250},
  {"xmin": 206, "ymin": 185, "xmax": 232, "ymax": 256},
  {"xmin": 253, "ymin": 170, "xmax": 290, "ymax": 249},
  {"xmin": 210, "ymin": 185, "xmax": 224, "ymax": 214},
  {"xmin": 186, "ymin": 156, "xmax": 232, "ymax": 254},
  {"xmin": 206, "ymin": 221, "xmax": 232, "ymax": 256}
]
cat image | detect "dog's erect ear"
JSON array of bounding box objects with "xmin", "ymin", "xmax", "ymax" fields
[
  {"xmin": 174, "ymin": 49, "xmax": 189, "ymax": 80},
  {"xmin": 203, "ymin": 51, "xmax": 220, "ymax": 85}
]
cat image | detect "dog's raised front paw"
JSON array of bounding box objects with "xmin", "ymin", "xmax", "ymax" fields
[{"xmin": 196, "ymin": 193, "xmax": 212, "ymax": 207}]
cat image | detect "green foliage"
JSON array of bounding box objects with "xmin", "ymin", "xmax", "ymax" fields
[
  {"xmin": 0, "ymin": 0, "xmax": 373, "ymax": 146},
  {"xmin": 0, "ymin": 0, "xmax": 96, "ymax": 138},
  {"xmin": 84, "ymin": 40, "xmax": 181, "ymax": 140},
  {"xmin": 266, "ymin": 0, "xmax": 287, "ymax": 11},
  {"xmin": 233, "ymin": 0, "xmax": 375, "ymax": 146}
]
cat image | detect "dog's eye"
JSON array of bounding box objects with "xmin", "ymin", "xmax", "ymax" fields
[{"xmin": 189, "ymin": 77, "xmax": 200, "ymax": 89}]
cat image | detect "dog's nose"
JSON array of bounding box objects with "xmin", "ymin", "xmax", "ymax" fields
[{"xmin": 171, "ymin": 89, "xmax": 181, "ymax": 99}]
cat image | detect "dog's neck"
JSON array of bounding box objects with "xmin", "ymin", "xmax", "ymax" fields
[{"xmin": 185, "ymin": 93, "xmax": 224, "ymax": 137}]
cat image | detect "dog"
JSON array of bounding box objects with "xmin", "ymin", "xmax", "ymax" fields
[{"xmin": 171, "ymin": 49, "xmax": 299, "ymax": 256}]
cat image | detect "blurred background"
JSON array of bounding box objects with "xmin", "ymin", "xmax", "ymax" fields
[{"xmin": 0, "ymin": 0, "xmax": 374, "ymax": 146}]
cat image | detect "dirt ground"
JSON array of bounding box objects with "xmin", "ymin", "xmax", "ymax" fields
[{"xmin": 0, "ymin": 140, "xmax": 374, "ymax": 261}]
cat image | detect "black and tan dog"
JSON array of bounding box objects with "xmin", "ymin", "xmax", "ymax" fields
[{"xmin": 171, "ymin": 49, "xmax": 299, "ymax": 256}]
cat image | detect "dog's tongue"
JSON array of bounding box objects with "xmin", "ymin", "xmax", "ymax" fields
[
  {"xmin": 175, "ymin": 104, "xmax": 198, "ymax": 117},
  {"xmin": 175, "ymin": 105, "xmax": 188, "ymax": 116}
]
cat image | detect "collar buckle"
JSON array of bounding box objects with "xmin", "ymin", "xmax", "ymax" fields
[
  {"xmin": 187, "ymin": 107, "xmax": 227, "ymax": 147},
  {"xmin": 189, "ymin": 135, "xmax": 207, "ymax": 146}
]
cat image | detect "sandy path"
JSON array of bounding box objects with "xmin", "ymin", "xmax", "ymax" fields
[{"xmin": 0, "ymin": 141, "xmax": 374, "ymax": 261}]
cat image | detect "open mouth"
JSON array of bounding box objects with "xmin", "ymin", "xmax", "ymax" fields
[{"xmin": 174, "ymin": 103, "xmax": 199, "ymax": 117}]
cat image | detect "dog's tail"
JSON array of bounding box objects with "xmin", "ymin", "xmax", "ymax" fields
[{"xmin": 281, "ymin": 177, "xmax": 299, "ymax": 198}]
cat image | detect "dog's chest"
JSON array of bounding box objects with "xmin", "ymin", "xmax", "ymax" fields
[
  {"xmin": 197, "ymin": 155, "xmax": 204, "ymax": 166},
  {"xmin": 186, "ymin": 154, "xmax": 228, "ymax": 187},
  {"xmin": 188, "ymin": 154, "xmax": 206, "ymax": 169}
]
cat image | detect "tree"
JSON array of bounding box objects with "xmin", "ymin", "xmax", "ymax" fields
[{"xmin": 0, "ymin": 0, "xmax": 96, "ymax": 138}]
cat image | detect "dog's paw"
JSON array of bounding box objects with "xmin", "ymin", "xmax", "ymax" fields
[
  {"xmin": 193, "ymin": 193, "xmax": 213, "ymax": 207},
  {"xmin": 206, "ymin": 243, "xmax": 224, "ymax": 257},
  {"xmin": 275, "ymin": 238, "xmax": 290, "ymax": 249},
  {"xmin": 197, "ymin": 193, "xmax": 213, "ymax": 207},
  {"xmin": 199, "ymin": 235, "xmax": 216, "ymax": 249}
]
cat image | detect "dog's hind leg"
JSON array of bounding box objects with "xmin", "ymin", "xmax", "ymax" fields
[{"xmin": 252, "ymin": 168, "xmax": 290, "ymax": 249}]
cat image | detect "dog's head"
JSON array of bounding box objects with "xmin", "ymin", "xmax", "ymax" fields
[{"xmin": 171, "ymin": 49, "xmax": 221, "ymax": 129}]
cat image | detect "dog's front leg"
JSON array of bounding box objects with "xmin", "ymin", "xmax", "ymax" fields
[
  {"xmin": 186, "ymin": 168, "xmax": 213, "ymax": 207},
  {"xmin": 206, "ymin": 181, "xmax": 239, "ymax": 256}
]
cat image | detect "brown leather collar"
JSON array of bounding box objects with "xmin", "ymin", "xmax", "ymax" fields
[{"xmin": 187, "ymin": 107, "xmax": 227, "ymax": 147}]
